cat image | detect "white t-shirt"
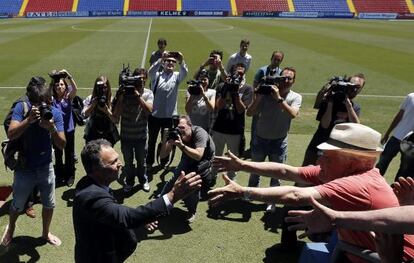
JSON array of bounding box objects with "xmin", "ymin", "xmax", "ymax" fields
[
  {"xmin": 394, "ymin": 93, "xmax": 414, "ymax": 140},
  {"xmin": 186, "ymin": 88, "xmax": 216, "ymax": 131}
]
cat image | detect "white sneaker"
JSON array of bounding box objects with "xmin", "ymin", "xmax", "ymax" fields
[
  {"xmin": 266, "ymin": 204, "xmax": 276, "ymax": 213},
  {"xmin": 186, "ymin": 213, "xmax": 196, "ymax": 224},
  {"xmin": 142, "ymin": 182, "xmax": 150, "ymax": 192}
]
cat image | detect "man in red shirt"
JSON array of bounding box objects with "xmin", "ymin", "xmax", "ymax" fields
[{"xmin": 209, "ymin": 123, "xmax": 414, "ymax": 262}]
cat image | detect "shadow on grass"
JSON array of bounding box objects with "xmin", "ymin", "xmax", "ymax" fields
[
  {"xmin": 61, "ymin": 188, "xmax": 75, "ymax": 207},
  {"xmin": 0, "ymin": 200, "xmax": 12, "ymax": 218},
  {"xmin": 206, "ymin": 199, "xmax": 267, "ymax": 222},
  {"xmin": 260, "ymin": 207, "xmax": 285, "ymax": 233},
  {"xmin": 0, "ymin": 236, "xmax": 48, "ymax": 263},
  {"xmin": 262, "ymin": 241, "xmax": 305, "ymax": 263},
  {"xmin": 134, "ymin": 208, "xmax": 192, "ymax": 242}
]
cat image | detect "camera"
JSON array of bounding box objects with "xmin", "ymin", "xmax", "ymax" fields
[
  {"xmin": 256, "ymin": 76, "xmax": 288, "ymax": 95},
  {"xmin": 187, "ymin": 80, "xmax": 203, "ymax": 96},
  {"xmin": 221, "ymin": 72, "xmax": 244, "ymax": 97},
  {"xmin": 48, "ymin": 71, "xmax": 67, "ymax": 82},
  {"xmin": 118, "ymin": 64, "xmax": 141, "ymax": 96},
  {"xmin": 167, "ymin": 115, "xmax": 181, "ymax": 141},
  {"xmin": 39, "ymin": 102, "xmax": 53, "ymax": 120},
  {"xmin": 327, "ymin": 76, "xmax": 358, "ymax": 102}
]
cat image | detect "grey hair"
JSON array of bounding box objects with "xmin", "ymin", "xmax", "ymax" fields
[{"xmin": 81, "ymin": 139, "xmax": 112, "ymax": 174}]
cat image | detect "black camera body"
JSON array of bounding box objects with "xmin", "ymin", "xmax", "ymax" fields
[
  {"xmin": 39, "ymin": 102, "xmax": 53, "ymax": 120},
  {"xmin": 167, "ymin": 115, "xmax": 181, "ymax": 141},
  {"xmin": 328, "ymin": 76, "xmax": 357, "ymax": 102},
  {"xmin": 118, "ymin": 64, "xmax": 141, "ymax": 96},
  {"xmin": 256, "ymin": 76, "xmax": 288, "ymax": 95},
  {"xmin": 48, "ymin": 71, "xmax": 67, "ymax": 82},
  {"xmin": 187, "ymin": 80, "xmax": 203, "ymax": 96},
  {"xmin": 221, "ymin": 72, "xmax": 243, "ymax": 97}
]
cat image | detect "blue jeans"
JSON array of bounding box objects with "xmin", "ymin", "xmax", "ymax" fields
[
  {"xmin": 376, "ymin": 136, "xmax": 401, "ymax": 176},
  {"xmin": 248, "ymin": 135, "xmax": 287, "ymax": 187},
  {"xmin": 12, "ymin": 162, "xmax": 55, "ymax": 212},
  {"xmin": 121, "ymin": 138, "xmax": 148, "ymax": 186}
]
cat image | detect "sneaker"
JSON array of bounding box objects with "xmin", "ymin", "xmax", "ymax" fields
[
  {"xmin": 266, "ymin": 204, "xmax": 276, "ymax": 213},
  {"xmin": 186, "ymin": 213, "xmax": 196, "ymax": 224},
  {"xmin": 123, "ymin": 185, "xmax": 133, "ymax": 193},
  {"xmin": 142, "ymin": 182, "xmax": 150, "ymax": 192}
]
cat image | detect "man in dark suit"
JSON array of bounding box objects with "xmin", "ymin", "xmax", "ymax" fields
[{"xmin": 73, "ymin": 139, "xmax": 201, "ymax": 263}]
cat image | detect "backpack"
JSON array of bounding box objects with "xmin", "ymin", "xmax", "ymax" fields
[
  {"xmin": 1, "ymin": 97, "xmax": 29, "ymax": 170},
  {"xmin": 72, "ymin": 95, "xmax": 86, "ymax": 126}
]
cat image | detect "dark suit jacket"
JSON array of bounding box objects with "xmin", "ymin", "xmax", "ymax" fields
[{"xmin": 73, "ymin": 176, "xmax": 168, "ymax": 263}]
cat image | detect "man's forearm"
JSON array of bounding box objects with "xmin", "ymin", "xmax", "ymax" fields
[
  {"xmin": 335, "ymin": 206, "xmax": 414, "ymax": 234},
  {"xmin": 239, "ymin": 160, "xmax": 303, "ymax": 183},
  {"xmin": 243, "ymin": 185, "xmax": 315, "ymax": 206}
]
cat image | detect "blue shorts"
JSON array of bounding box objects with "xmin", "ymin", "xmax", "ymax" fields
[{"xmin": 12, "ymin": 163, "xmax": 55, "ymax": 212}]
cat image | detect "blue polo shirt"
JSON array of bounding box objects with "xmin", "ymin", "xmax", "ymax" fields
[{"xmin": 12, "ymin": 101, "xmax": 64, "ymax": 169}]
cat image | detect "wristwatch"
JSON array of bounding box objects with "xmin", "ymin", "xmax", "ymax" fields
[
  {"xmin": 243, "ymin": 187, "xmax": 252, "ymax": 200},
  {"xmin": 277, "ymin": 98, "xmax": 284, "ymax": 103}
]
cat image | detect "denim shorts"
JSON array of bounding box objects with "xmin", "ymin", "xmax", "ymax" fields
[{"xmin": 12, "ymin": 162, "xmax": 55, "ymax": 212}]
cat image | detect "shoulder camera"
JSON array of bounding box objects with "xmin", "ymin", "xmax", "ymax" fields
[
  {"xmin": 327, "ymin": 76, "xmax": 358, "ymax": 102},
  {"xmin": 256, "ymin": 76, "xmax": 288, "ymax": 95}
]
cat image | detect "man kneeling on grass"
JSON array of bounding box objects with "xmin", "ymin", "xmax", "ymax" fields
[{"xmin": 209, "ymin": 123, "xmax": 414, "ymax": 263}]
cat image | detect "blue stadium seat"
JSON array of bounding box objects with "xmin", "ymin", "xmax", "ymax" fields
[
  {"xmin": 293, "ymin": 0, "xmax": 350, "ymax": 12},
  {"xmin": 182, "ymin": 0, "xmax": 231, "ymax": 11},
  {"xmin": 77, "ymin": 0, "xmax": 124, "ymax": 12},
  {"xmin": 0, "ymin": 0, "xmax": 24, "ymax": 15}
]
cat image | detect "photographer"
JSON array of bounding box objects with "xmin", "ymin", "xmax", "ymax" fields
[
  {"xmin": 211, "ymin": 63, "xmax": 253, "ymax": 180},
  {"xmin": 302, "ymin": 73, "xmax": 365, "ymax": 166},
  {"xmin": 159, "ymin": 116, "xmax": 215, "ymax": 223},
  {"xmin": 193, "ymin": 50, "xmax": 227, "ymax": 91},
  {"xmin": 49, "ymin": 69, "xmax": 78, "ymax": 187},
  {"xmin": 82, "ymin": 76, "xmax": 119, "ymax": 146},
  {"xmin": 147, "ymin": 51, "xmax": 188, "ymax": 169},
  {"xmin": 185, "ymin": 70, "xmax": 216, "ymax": 132},
  {"xmin": 112, "ymin": 68, "xmax": 153, "ymax": 193},
  {"xmin": 246, "ymin": 67, "xmax": 302, "ymax": 212},
  {"xmin": 2, "ymin": 76, "xmax": 65, "ymax": 247}
]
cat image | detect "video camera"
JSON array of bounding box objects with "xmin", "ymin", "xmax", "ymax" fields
[
  {"xmin": 327, "ymin": 76, "xmax": 358, "ymax": 102},
  {"xmin": 167, "ymin": 115, "xmax": 181, "ymax": 141},
  {"xmin": 48, "ymin": 71, "xmax": 68, "ymax": 83},
  {"xmin": 187, "ymin": 80, "xmax": 203, "ymax": 96},
  {"xmin": 221, "ymin": 72, "xmax": 244, "ymax": 97},
  {"xmin": 256, "ymin": 76, "xmax": 289, "ymax": 95},
  {"xmin": 118, "ymin": 64, "xmax": 142, "ymax": 96}
]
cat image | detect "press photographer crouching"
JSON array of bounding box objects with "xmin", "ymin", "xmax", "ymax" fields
[
  {"xmin": 2, "ymin": 76, "xmax": 65, "ymax": 247},
  {"xmin": 302, "ymin": 73, "xmax": 365, "ymax": 165},
  {"xmin": 159, "ymin": 116, "xmax": 215, "ymax": 223},
  {"xmin": 82, "ymin": 76, "xmax": 119, "ymax": 146},
  {"xmin": 112, "ymin": 67, "xmax": 154, "ymax": 193},
  {"xmin": 185, "ymin": 70, "xmax": 216, "ymax": 132}
]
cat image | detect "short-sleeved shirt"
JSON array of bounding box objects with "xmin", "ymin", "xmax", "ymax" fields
[
  {"xmin": 149, "ymin": 50, "xmax": 163, "ymax": 66},
  {"xmin": 298, "ymin": 166, "xmax": 414, "ymax": 262},
  {"xmin": 52, "ymin": 97, "xmax": 74, "ymax": 133},
  {"xmin": 255, "ymin": 90, "xmax": 302, "ymax": 139},
  {"xmin": 12, "ymin": 101, "xmax": 64, "ymax": 169},
  {"xmin": 120, "ymin": 88, "xmax": 154, "ymax": 141},
  {"xmin": 185, "ymin": 89, "xmax": 216, "ymax": 131},
  {"xmin": 180, "ymin": 126, "xmax": 215, "ymax": 167},
  {"xmin": 148, "ymin": 59, "xmax": 188, "ymax": 118},
  {"xmin": 226, "ymin": 52, "xmax": 252, "ymax": 73},
  {"xmin": 393, "ymin": 93, "xmax": 414, "ymax": 140},
  {"xmin": 212, "ymin": 83, "xmax": 253, "ymax": 135}
]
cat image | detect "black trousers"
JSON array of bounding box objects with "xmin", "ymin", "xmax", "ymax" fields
[
  {"xmin": 146, "ymin": 115, "xmax": 173, "ymax": 166},
  {"xmin": 54, "ymin": 130, "xmax": 75, "ymax": 182}
]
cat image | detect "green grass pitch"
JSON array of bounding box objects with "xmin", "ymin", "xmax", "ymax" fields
[{"xmin": 0, "ymin": 17, "xmax": 413, "ymax": 262}]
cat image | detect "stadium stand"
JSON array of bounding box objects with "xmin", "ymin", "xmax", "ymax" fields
[
  {"xmin": 181, "ymin": 0, "xmax": 231, "ymax": 11},
  {"xmin": 235, "ymin": 0, "xmax": 289, "ymax": 14},
  {"xmin": 353, "ymin": 0, "xmax": 410, "ymax": 13},
  {"xmin": 129, "ymin": 0, "xmax": 176, "ymax": 11},
  {"xmin": 0, "ymin": 0, "xmax": 23, "ymax": 15},
  {"xmin": 77, "ymin": 0, "xmax": 124, "ymax": 12},
  {"xmin": 25, "ymin": 0, "xmax": 73, "ymax": 13},
  {"xmin": 293, "ymin": 0, "xmax": 350, "ymax": 12}
]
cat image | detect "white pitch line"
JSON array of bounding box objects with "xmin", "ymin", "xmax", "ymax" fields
[
  {"xmin": 0, "ymin": 86, "xmax": 406, "ymax": 99},
  {"xmin": 141, "ymin": 18, "xmax": 152, "ymax": 68}
]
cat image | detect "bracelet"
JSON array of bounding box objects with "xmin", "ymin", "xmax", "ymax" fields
[{"xmin": 243, "ymin": 187, "xmax": 252, "ymax": 200}]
